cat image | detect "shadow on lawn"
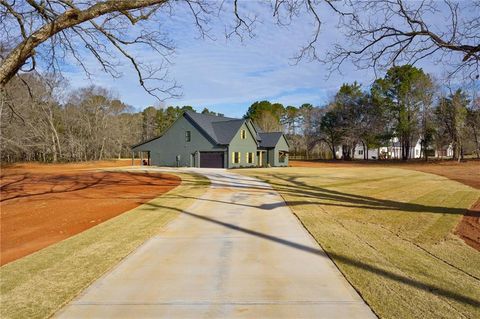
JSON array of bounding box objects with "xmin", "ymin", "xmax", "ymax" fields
[
  {"xmin": 138, "ymin": 169, "xmax": 480, "ymax": 309},
  {"xmin": 144, "ymin": 198, "xmax": 480, "ymax": 308},
  {"xmin": 167, "ymin": 171, "xmax": 470, "ymax": 216}
]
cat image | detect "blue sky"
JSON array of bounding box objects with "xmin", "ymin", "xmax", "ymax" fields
[{"xmin": 62, "ymin": 1, "xmax": 470, "ymax": 118}]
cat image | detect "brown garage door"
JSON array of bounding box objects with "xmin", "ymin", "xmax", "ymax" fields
[{"xmin": 200, "ymin": 152, "xmax": 224, "ymax": 168}]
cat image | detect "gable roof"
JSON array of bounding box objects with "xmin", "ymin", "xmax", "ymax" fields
[
  {"xmin": 132, "ymin": 111, "xmax": 285, "ymax": 149},
  {"xmin": 185, "ymin": 111, "xmax": 253, "ymax": 145},
  {"xmin": 258, "ymin": 132, "xmax": 284, "ymax": 148},
  {"xmin": 212, "ymin": 120, "xmax": 245, "ymax": 144}
]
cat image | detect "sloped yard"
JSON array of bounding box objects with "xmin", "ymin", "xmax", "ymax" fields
[
  {"xmin": 239, "ymin": 167, "xmax": 480, "ymax": 319},
  {"xmin": 0, "ymin": 171, "xmax": 209, "ymax": 319}
]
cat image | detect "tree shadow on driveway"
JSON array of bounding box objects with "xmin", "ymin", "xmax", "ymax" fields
[
  {"xmin": 167, "ymin": 173, "xmax": 470, "ymax": 216},
  {"xmin": 143, "ymin": 199, "xmax": 480, "ymax": 309}
]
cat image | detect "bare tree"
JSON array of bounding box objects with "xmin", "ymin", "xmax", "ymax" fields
[
  {"xmin": 0, "ymin": 0, "xmax": 183, "ymax": 97},
  {"xmin": 467, "ymin": 96, "xmax": 480, "ymax": 158},
  {"xmin": 1, "ymin": 0, "xmax": 478, "ymax": 100},
  {"xmin": 323, "ymin": 0, "xmax": 480, "ymax": 79},
  {"xmin": 1, "ymin": 73, "xmax": 64, "ymax": 162},
  {"xmin": 0, "ymin": 0, "xmax": 331, "ymax": 97}
]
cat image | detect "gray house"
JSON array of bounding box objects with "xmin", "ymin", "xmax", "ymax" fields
[{"xmin": 131, "ymin": 111, "xmax": 289, "ymax": 168}]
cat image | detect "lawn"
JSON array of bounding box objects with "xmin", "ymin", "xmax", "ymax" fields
[
  {"xmin": 0, "ymin": 171, "xmax": 209, "ymax": 319},
  {"xmin": 239, "ymin": 166, "xmax": 480, "ymax": 319}
]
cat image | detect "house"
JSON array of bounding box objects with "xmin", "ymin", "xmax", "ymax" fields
[
  {"xmin": 131, "ymin": 111, "xmax": 290, "ymax": 168},
  {"xmin": 434, "ymin": 145, "xmax": 454, "ymax": 158},
  {"xmin": 346, "ymin": 139, "xmax": 422, "ymax": 160},
  {"xmin": 351, "ymin": 146, "xmax": 383, "ymax": 160},
  {"xmin": 338, "ymin": 138, "xmax": 453, "ymax": 160}
]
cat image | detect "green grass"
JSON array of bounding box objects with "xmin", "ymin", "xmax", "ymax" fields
[
  {"xmin": 0, "ymin": 172, "xmax": 209, "ymax": 319},
  {"xmin": 239, "ymin": 167, "xmax": 480, "ymax": 319}
]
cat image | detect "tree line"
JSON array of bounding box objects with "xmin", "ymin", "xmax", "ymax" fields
[
  {"xmin": 0, "ymin": 73, "xmax": 222, "ymax": 163},
  {"xmin": 244, "ymin": 65, "xmax": 480, "ymax": 161},
  {"xmin": 1, "ymin": 65, "xmax": 479, "ymax": 163}
]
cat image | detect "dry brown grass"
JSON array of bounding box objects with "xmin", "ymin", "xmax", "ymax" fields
[{"xmin": 240, "ymin": 167, "xmax": 480, "ymax": 319}]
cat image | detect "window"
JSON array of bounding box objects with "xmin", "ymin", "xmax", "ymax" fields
[
  {"xmin": 246, "ymin": 152, "xmax": 254, "ymax": 164},
  {"xmin": 185, "ymin": 131, "xmax": 191, "ymax": 142},
  {"xmin": 240, "ymin": 129, "xmax": 246, "ymax": 139},
  {"xmin": 232, "ymin": 152, "xmax": 241, "ymax": 164},
  {"xmin": 358, "ymin": 150, "xmax": 364, "ymax": 155},
  {"xmin": 279, "ymin": 151, "xmax": 287, "ymax": 163}
]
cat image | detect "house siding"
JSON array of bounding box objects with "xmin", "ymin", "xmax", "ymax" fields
[
  {"xmin": 273, "ymin": 135, "xmax": 289, "ymax": 167},
  {"xmin": 227, "ymin": 122, "xmax": 258, "ymax": 168},
  {"xmin": 131, "ymin": 112, "xmax": 290, "ymax": 168},
  {"xmin": 132, "ymin": 116, "xmax": 225, "ymax": 167}
]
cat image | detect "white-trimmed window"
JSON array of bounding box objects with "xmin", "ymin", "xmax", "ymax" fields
[
  {"xmin": 232, "ymin": 152, "xmax": 241, "ymax": 164},
  {"xmin": 185, "ymin": 131, "xmax": 191, "ymax": 142},
  {"xmin": 246, "ymin": 152, "xmax": 254, "ymax": 164},
  {"xmin": 358, "ymin": 150, "xmax": 364, "ymax": 155},
  {"xmin": 240, "ymin": 129, "xmax": 246, "ymax": 139}
]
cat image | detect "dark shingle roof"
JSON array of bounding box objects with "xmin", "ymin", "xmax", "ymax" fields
[
  {"xmin": 212, "ymin": 120, "xmax": 245, "ymax": 144},
  {"xmin": 185, "ymin": 111, "xmax": 246, "ymax": 145},
  {"xmin": 258, "ymin": 132, "xmax": 283, "ymax": 148},
  {"xmin": 133, "ymin": 111, "xmax": 286, "ymax": 149}
]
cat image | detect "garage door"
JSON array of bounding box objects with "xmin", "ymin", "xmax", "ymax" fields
[{"xmin": 200, "ymin": 152, "xmax": 224, "ymax": 168}]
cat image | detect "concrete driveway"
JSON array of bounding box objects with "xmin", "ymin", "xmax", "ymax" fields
[{"xmin": 56, "ymin": 168, "xmax": 376, "ymax": 318}]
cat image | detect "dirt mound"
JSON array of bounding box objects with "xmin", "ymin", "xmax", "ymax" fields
[{"xmin": 0, "ymin": 170, "xmax": 180, "ymax": 265}]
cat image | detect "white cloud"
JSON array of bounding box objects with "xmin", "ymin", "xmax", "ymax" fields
[{"xmin": 61, "ymin": 1, "xmax": 474, "ymax": 117}]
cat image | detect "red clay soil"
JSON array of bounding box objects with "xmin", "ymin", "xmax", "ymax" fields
[
  {"xmin": 1, "ymin": 158, "xmax": 141, "ymax": 174},
  {"xmin": 455, "ymin": 200, "xmax": 480, "ymax": 251},
  {"xmin": 0, "ymin": 169, "xmax": 180, "ymax": 266},
  {"xmin": 290, "ymin": 160, "xmax": 480, "ymax": 251}
]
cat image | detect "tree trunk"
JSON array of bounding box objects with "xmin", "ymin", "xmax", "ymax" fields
[
  {"xmin": 472, "ymin": 126, "xmax": 480, "ymax": 159},
  {"xmin": 51, "ymin": 134, "xmax": 58, "ymax": 162},
  {"xmin": 403, "ymin": 137, "xmax": 410, "ymax": 161},
  {"xmin": 422, "ymin": 139, "xmax": 428, "ymax": 162},
  {"xmin": 0, "ymin": 0, "xmax": 168, "ymax": 86}
]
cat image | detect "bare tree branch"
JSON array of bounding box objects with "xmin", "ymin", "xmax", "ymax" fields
[
  {"xmin": 0, "ymin": 0, "xmax": 170, "ymax": 87},
  {"xmin": 324, "ymin": 0, "xmax": 480, "ymax": 80}
]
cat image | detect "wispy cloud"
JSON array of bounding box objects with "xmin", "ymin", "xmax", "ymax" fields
[{"xmin": 62, "ymin": 1, "xmax": 467, "ymax": 117}]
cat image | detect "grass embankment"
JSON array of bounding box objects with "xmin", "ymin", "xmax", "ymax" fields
[
  {"xmin": 0, "ymin": 172, "xmax": 209, "ymax": 319},
  {"xmin": 240, "ymin": 167, "xmax": 480, "ymax": 319}
]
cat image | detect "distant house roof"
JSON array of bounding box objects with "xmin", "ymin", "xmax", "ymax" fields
[{"xmin": 258, "ymin": 132, "xmax": 284, "ymax": 148}]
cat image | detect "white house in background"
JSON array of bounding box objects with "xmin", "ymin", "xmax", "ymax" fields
[
  {"xmin": 336, "ymin": 138, "xmax": 453, "ymax": 160},
  {"xmin": 434, "ymin": 145, "xmax": 454, "ymax": 158},
  {"xmin": 352, "ymin": 147, "xmax": 382, "ymax": 160}
]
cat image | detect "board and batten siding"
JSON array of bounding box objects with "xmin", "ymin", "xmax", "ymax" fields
[
  {"xmin": 227, "ymin": 122, "xmax": 258, "ymax": 168},
  {"xmin": 132, "ymin": 116, "xmax": 226, "ymax": 167}
]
